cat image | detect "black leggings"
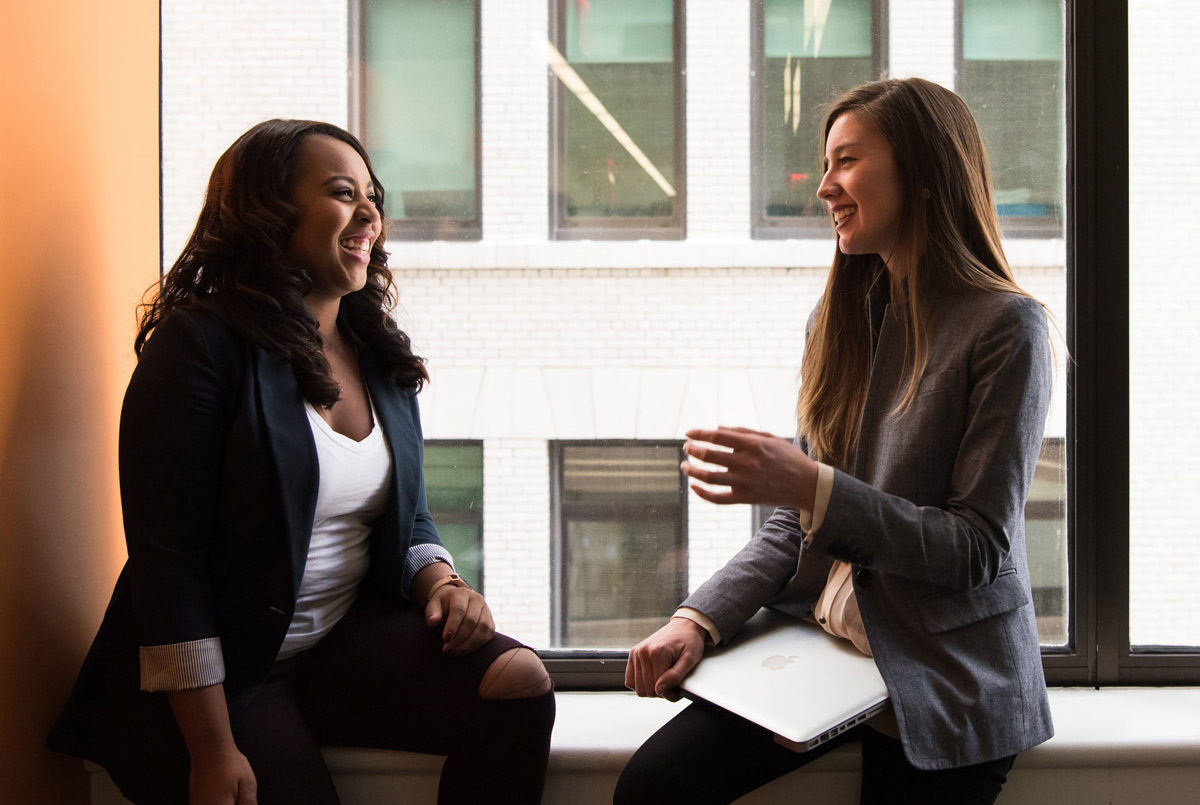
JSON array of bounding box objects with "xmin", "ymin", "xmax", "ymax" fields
[
  {"xmin": 613, "ymin": 702, "xmax": 1014, "ymax": 805},
  {"xmin": 231, "ymin": 602, "xmax": 555, "ymax": 805}
]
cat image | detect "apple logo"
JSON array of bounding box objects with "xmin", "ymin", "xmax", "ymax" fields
[{"xmin": 761, "ymin": 655, "xmax": 798, "ymax": 671}]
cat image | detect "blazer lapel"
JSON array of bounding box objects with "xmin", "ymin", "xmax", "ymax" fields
[
  {"xmin": 360, "ymin": 355, "xmax": 423, "ymax": 521},
  {"xmin": 252, "ymin": 349, "xmax": 319, "ymax": 597}
]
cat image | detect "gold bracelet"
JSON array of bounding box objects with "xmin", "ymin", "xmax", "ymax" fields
[{"xmin": 426, "ymin": 573, "xmax": 471, "ymax": 603}]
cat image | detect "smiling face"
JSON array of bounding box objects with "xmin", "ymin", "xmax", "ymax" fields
[
  {"xmin": 287, "ymin": 135, "xmax": 382, "ymax": 311},
  {"xmin": 817, "ymin": 111, "xmax": 905, "ymax": 269}
]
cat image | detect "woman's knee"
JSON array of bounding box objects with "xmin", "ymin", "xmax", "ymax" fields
[{"xmin": 478, "ymin": 647, "xmax": 552, "ymax": 700}]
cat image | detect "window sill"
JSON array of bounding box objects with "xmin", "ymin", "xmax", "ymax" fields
[{"xmin": 87, "ymin": 688, "xmax": 1200, "ymax": 804}]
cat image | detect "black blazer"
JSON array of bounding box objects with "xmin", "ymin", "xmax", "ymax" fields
[{"xmin": 47, "ymin": 306, "xmax": 441, "ymax": 801}]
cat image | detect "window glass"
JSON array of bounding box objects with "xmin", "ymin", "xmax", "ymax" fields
[
  {"xmin": 1026, "ymin": 438, "xmax": 1067, "ymax": 646},
  {"xmin": 758, "ymin": 0, "xmax": 877, "ymax": 221},
  {"xmin": 161, "ymin": 0, "xmax": 1077, "ymax": 671},
  {"xmin": 551, "ymin": 0, "xmax": 681, "ymax": 232},
  {"xmin": 423, "ymin": 442, "xmax": 484, "ymax": 590},
  {"xmin": 1128, "ymin": 0, "xmax": 1200, "ymax": 649},
  {"xmin": 960, "ymin": 0, "xmax": 1064, "ymax": 229},
  {"xmin": 362, "ymin": 0, "xmax": 479, "ymax": 235},
  {"xmin": 553, "ymin": 443, "xmax": 686, "ymax": 648}
]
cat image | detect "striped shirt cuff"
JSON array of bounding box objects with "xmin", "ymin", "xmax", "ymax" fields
[
  {"xmin": 139, "ymin": 637, "xmax": 225, "ymax": 691},
  {"xmin": 402, "ymin": 543, "xmax": 456, "ymax": 598}
]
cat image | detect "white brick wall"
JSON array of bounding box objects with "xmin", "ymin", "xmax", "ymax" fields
[
  {"xmin": 161, "ymin": 2, "xmax": 1089, "ymax": 650},
  {"xmin": 686, "ymin": 0, "xmax": 752, "ymax": 239},
  {"xmin": 480, "ymin": 438, "xmax": 552, "ymax": 646},
  {"xmin": 481, "ymin": 0, "xmax": 549, "ymax": 241},
  {"xmin": 161, "ymin": 0, "xmax": 349, "ymax": 267},
  {"xmin": 888, "ymin": 0, "xmax": 956, "ymax": 88}
]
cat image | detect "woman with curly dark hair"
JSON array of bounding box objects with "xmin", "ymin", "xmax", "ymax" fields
[{"xmin": 48, "ymin": 119, "xmax": 554, "ymax": 805}]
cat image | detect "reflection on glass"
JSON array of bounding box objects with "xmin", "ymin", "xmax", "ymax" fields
[
  {"xmin": 364, "ymin": 0, "xmax": 477, "ymax": 223},
  {"xmin": 423, "ymin": 442, "xmax": 484, "ymax": 590},
  {"xmin": 560, "ymin": 0, "xmax": 677, "ymax": 220},
  {"xmin": 761, "ymin": 0, "xmax": 876, "ymax": 218},
  {"xmin": 556, "ymin": 444, "xmax": 686, "ymax": 648},
  {"xmin": 960, "ymin": 0, "xmax": 1064, "ymax": 225},
  {"xmin": 1026, "ymin": 438, "xmax": 1067, "ymax": 646}
]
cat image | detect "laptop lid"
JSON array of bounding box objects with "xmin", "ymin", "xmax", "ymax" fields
[{"xmin": 679, "ymin": 607, "xmax": 889, "ymax": 752}]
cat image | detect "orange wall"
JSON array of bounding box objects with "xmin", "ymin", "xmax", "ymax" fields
[{"xmin": 0, "ymin": 1, "xmax": 159, "ymax": 801}]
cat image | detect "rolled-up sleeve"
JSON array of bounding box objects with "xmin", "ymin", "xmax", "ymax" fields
[
  {"xmin": 140, "ymin": 638, "xmax": 226, "ymax": 691},
  {"xmin": 120, "ymin": 312, "xmax": 239, "ymax": 691}
]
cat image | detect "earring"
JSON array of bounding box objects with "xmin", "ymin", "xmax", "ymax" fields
[{"xmin": 922, "ymin": 188, "xmax": 931, "ymax": 200}]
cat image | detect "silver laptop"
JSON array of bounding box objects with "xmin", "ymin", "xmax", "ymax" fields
[{"xmin": 679, "ymin": 607, "xmax": 889, "ymax": 752}]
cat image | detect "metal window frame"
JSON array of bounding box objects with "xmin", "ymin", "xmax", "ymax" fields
[
  {"xmin": 1069, "ymin": 0, "xmax": 1200, "ymax": 685},
  {"xmin": 541, "ymin": 0, "xmax": 1200, "ymax": 690},
  {"xmin": 547, "ymin": 0, "xmax": 687, "ymax": 241},
  {"xmin": 750, "ymin": 0, "xmax": 889, "ymax": 239},
  {"xmin": 348, "ymin": 0, "xmax": 483, "ymax": 241},
  {"xmin": 544, "ymin": 440, "xmax": 688, "ymax": 687},
  {"xmin": 954, "ymin": 0, "xmax": 1066, "ymax": 240}
]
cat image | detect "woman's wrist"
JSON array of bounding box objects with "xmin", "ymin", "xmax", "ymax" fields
[{"xmin": 425, "ymin": 573, "xmax": 472, "ymax": 603}]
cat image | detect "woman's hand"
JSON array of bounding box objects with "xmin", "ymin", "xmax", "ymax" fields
[
  {"xmin": 681, "ymin": 427, "xmax": 818, "ymax": 511},
  {"xmin": 166, "ymin": 685, "xmax": 256, "ymax": 805},
  {"xmin": 188, "ymin": 746, "xmax": 258, "ymax": 805},
  {"xmin": 425, "ymin": 584, "xmax": 496, "ymax": 654},
  {"xmin": 626, "ymin": 617, "xmax": 707, "ymax": 700}
]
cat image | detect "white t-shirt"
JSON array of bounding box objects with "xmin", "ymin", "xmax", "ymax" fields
[{"xmin": 277, "ymin": 398, "xmax": 393, "ymax": 659}]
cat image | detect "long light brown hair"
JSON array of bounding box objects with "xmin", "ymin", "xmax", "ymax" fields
[{"xmin": 799, "ymin": 78, "xmax": 1033, "ymax": 469}]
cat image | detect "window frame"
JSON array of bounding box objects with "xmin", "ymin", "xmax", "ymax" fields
[
  {"xmin": 953, "ymin": 0, "xmax": 1066, "ymax": 239},
  {"xmin": 547, "ymin": 440, "xmax": 689, "ymax": 652},
  {"xmin": 348, "ymin": 0, "xmax": 483, "ymax": 241},
  {"xmin": 422, "ymin": 439, "xmax": 485, "ymax": 591},
  {"xmin": 750, "ymin": 0, "xmax": 889, "ymax": 240},
  {"xmin": 547, "ymin": 0, "xmax": 688, "ymax": 241},
  {"xmin": 543, "ymin": 0, "xmax": 1200, "ymax": 689},
  {"xmin": 1067, "ymin": 0, "xmax": 1200, "ymax": 685}
]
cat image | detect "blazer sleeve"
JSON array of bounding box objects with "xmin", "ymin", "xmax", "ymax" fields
[
  {"xmin": 679, "ymin": 434, "xmax": 835, "ymax": 642},
  {"xmin": 398, "ymin": 392, "xmax": 451, "ymax": 595},
  {"xmin": 118, "ymin": 309, "xmax": 243, "ymax": 689},
  {"xmin": 807, "ymin": 295, "xmax": 1053, "ymax": 590}
]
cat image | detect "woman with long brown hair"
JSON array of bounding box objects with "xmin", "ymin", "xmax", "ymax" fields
[
  {"xmin": 49, "ymin": 119, "xmax": 554, "ymax": 804},
  {"xmin": 617, "ymin": 78, "xmax": 1054, "ymax": 804}
]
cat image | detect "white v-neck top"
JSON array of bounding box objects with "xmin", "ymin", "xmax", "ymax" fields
[{"xmin": 277, "ymin": 398, "xmax": 393, "ymax": 659}]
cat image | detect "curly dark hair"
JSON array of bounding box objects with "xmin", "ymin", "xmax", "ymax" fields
[{"xmin": 137, "ymin": 119, "xmax": 427, "ymax": 405}]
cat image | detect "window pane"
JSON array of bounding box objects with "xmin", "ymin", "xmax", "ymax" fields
[
  {"xmin": 423, "ymin": 442, "xmax": 483, "ymax": 590},
  {"xmin": 1027, "ymin": 439, "xmax": 1067, "ymax": 646},
  {"xmin": 960, "ymin": 0, "xmax": 1064, "ymax": 226},
  {"xmin": 554, "ymin": 444, "xmax": 686, "ymax": 648},
  {"xmin": 1128, "ymin": 1, "xmax": 1200, "ymax": 649},
  {"xmin": 554, "ymin": 0, "xmax": 679, "ymax": 223},
  {"xmin": 363, "ymin": 0, "xmax": 478, "ymax": 224},
  {"xmin": 760, "ymin": 0, "xmax": 876, "ymax": 219}
]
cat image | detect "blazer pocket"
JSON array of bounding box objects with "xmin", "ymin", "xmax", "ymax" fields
[
  {"xmin": 917, "ymin": 569, "xmax": 1030, "ymax": 634},
  {"xmin": 916, "ymin": 368, "xmax": 960, "ymax": 395}
]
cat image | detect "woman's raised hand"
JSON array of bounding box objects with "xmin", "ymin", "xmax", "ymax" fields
[{"xmin": 681, "ymin": 427, "xmax": 818, "ymax": 511}]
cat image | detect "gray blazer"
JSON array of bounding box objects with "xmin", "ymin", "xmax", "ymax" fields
[{"xmin": 683, "ymin": 286, "xmax": 1055, "ymax": 771}]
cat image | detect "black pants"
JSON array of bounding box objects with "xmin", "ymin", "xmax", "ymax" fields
[
  {"xmin": 230, "ymin": 602, "xmax": 555, "ymax": 805},
  {"xmin": 613, "ymin": 702, "xmax": 1015, "ymax": 805}
]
